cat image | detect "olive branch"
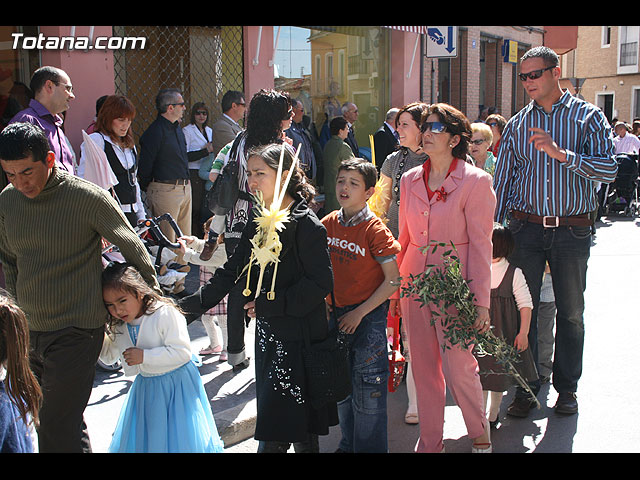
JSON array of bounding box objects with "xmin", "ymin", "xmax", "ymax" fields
[{"xmin": 400, "ymin": 240, "xmax": 539, "ymax": 408}]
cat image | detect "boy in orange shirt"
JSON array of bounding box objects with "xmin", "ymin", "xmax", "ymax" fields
[{"xmin": 321, "ymin": 158, "xmax": 401, "ymax": 453}]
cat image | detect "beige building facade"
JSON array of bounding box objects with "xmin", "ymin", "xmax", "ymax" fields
[{"xmin": 563, "ymin": 26, "xmax": 640, "ymax": 124}]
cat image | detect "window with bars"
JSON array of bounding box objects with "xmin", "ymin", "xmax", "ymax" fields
[{"xmin": 112, "ymin": 25, "xmax": 244, "ymax": 144}]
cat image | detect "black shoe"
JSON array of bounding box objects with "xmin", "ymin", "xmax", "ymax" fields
[
  {"xmin": 555, "ymin": 392, "xmax": 578, "ymax": 415},
  {"xmin": 506, "ymin": 396, "xmax": 537, "ymax": 418},
  {"xmin": 232, "ymin": 358, "xmax": 250, "ymax": 372}
]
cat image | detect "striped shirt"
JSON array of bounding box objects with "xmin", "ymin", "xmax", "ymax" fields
[{"xmin": 494, "ymin": 91, "xmax": 617, "ymax": 222}]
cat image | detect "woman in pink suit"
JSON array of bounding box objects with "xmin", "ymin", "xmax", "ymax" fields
[{"xmin": 393, "ymin": 104, "xmax": 496, "ymax": 453}]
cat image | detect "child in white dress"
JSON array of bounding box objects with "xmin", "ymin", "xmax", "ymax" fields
[
  {"xmin": 100, "ymin": 263, "xmax": 224, "ymax": 453},
  {"xmin": 177, "ymin": 218, "xmax": 229, "ymax": 360}
]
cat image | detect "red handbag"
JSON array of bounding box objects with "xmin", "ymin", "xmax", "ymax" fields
[{"xmin": 387, "ymin": 310, "xmax": 406, "ymax": 392}]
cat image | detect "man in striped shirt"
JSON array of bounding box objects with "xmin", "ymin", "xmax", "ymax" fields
[{"xmin": 493, "ymin": 46, "xmax": 617, "ymax": 418}]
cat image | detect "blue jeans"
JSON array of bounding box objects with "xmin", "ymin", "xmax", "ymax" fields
[
  {"xmin": 330, "ymin": 301, "xmax": 389, "ymax": 453},
  {"xmin": 507, "ymin": 213, "xmax": 591, "ymax": 394}
]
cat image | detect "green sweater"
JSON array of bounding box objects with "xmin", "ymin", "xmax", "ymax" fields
[{"xmin": 0, "ymin": 166, "xmax": 159, "ymax": 332}]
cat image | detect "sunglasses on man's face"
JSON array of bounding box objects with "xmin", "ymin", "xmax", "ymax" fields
[
  {"xmin": 518, "ymin": 65, "xmax": 555, "ymax": 82},
  {"xmin": 421, "ymin": 121, "xmax": 448, "ymax": 134}
]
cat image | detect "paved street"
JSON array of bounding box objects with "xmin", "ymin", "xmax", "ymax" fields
[{"xmin": 84, "ymin": 214, "xmax": 640, "ymax": 453}]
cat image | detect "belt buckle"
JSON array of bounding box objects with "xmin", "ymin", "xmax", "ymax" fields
[{"xmin": 543, "ymin": 215, "xmax": 559, "ymax": 228}]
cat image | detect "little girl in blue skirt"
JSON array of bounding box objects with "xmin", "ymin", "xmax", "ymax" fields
[{"xmin": 99, "ymin": 262, "xmax": 224, "ymax": 453}]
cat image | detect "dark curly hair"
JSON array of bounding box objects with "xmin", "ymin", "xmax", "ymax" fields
[{"xmin": 244, "ymin": 89, "xmax": 292, "ymax": 151}]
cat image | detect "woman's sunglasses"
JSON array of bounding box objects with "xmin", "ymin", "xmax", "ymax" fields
[
  {"xmin": 518, "ymin": 65, "xmax": 555, "ymax": 82},
  {"xmin": 420, "ymin": 121, "xmax": 448, "ymax": 134}
]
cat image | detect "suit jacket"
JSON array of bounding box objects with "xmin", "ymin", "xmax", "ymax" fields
[
  {"xmin": 345, "ymin": 123, "xmax": 360, "ymax": 157},
  {"xmin": 373, "ymin": 122, "xmax": 398, "ymax": 167},
  {"xmin": 211, "ymin": 114, "xmax": 243, "ymax": 156},
  {"xmin": 396, "ymin": 159, "xmax": 496, "ymax": 309}
]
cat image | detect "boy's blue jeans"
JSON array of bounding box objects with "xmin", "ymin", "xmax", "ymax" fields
[{"xmin": 331, "ymin": 301, "xmax": 389, "ymax": 453}]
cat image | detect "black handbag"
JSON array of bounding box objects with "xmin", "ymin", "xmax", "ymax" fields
[
  {"xmin": 301, "ymin": 292, "xmax": 352, "ymax": 410},
  {"xmin": 205, "ymin": 135, "xmax": 251, "ymax": 215}
]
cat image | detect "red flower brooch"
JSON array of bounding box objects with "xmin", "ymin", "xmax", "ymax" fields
[{"xmin": 434, "ymin": 187, "xmax": 448, "ymax": 202}]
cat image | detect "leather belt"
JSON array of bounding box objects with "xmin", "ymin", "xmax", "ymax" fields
[
  {"xmin": 154, "ymin": 178, "xmax": 189, "ymax": 185},
  {"xmin": 511, "ymin": 210, "xmax": 593, "ymax": 228}
]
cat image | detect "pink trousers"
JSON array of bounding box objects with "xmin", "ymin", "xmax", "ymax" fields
[{"xmin": 401, "ymin": 297, "xmax": 487, "ymax": 453}]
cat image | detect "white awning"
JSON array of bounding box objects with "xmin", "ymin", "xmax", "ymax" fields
[{"xmin": 383, "ymin": 26, "xmax": 428, "ymax": 35}]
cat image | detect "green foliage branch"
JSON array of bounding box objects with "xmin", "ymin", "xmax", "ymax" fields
[{"xmin": 400, "ymin": 240, "xmax": 539, "ymax": 408}]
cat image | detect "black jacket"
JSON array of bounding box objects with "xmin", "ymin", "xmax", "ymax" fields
[
  {"xmin": 138, "ymin": 115, "xmax": 189, "ymax": 190},
  {"xmin": 179, "ymin": 195, "xmax": 334, "ymax": 342},
  {"xmin": 373, "ymin": 122, "xmax": 399, "ymax": 168}
]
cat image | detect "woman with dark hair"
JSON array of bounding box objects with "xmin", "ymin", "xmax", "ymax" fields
[
  {"xmin": 393, "ymin": 103, "xmax": 496, "ymax": 453},
  {"xmin": 79, "ymin": 94, "xmax": 145, "ymax": 227},
  {"xmin": 183, "ymin": 102, "xmax": 214, "ymax": 236},
  {"xmin": 197, "ymin": 89, "xmax": 293, "ymax": 371},
  {"xmin": 180, "ymin": 143, "xmax": 337, "ymax": 452},
  {"xmin": 203, "ymin": 89, "xmax": 293, "ymax": 252},
  {"xmin": 379, "ymin": 102, "xmax": 429, "ymax": 238}
]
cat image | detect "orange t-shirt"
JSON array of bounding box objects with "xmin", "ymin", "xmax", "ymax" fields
[{"xmin": 322, "ymin": 211, "xmax": 401, "ymax": 307}]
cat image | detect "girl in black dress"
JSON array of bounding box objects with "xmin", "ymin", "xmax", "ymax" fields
[
  {"xmin": 477, "ymin": 224, "xmax": 538, "ymax": 429},
  {"xmin": 179, "ymin": 143, "xmax": 338, "ymax": 452}
]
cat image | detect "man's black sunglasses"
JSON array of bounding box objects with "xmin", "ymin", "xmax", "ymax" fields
[{"xmin": 518, "ymin": 65, "xmax": 555, "ymax": 82}]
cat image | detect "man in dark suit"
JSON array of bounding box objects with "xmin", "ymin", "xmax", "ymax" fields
[
  {"xmin": 342, "ymin": 102, "xmax": 360, "ymax": 157},
  {"xmin": 373, "ymin": 107, "xmax": 400, "ymax": 169}
]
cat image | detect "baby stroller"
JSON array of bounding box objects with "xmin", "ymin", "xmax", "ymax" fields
[
  {"xmin": 600, "ymin": 154, "xmax": 639, "ymax": 218},
  {"xmin": 102, "ymin": 213, "xmax": 189, "ymax": 292}
]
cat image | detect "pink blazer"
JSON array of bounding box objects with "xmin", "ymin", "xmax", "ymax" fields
[{"xmin": 397, "ymin": 159, "xmax": 496, "ymax": 309}]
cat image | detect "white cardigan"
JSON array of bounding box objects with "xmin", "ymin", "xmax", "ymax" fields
[{"xmin": 99, "ymin": 303, "xmax": 192, "ymax": 377}]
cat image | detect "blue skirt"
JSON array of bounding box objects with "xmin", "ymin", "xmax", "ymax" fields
[{"xmin": 108, "ymin": 359, "xmax": 224, "ymax": 453}]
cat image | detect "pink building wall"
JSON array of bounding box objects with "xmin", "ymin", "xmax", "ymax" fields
[
  {"xmin": 390, "ymin": 30, "xmax": 422, "ymax": 109},
  {"xmin": 243, "ymin": 26, "xmax": 275, "ymax": 100},
  {"xmin": 34, "ymin": 26, "xmax": 419, "ymax": 155}
]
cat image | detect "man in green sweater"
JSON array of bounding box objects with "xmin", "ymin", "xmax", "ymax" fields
[{"xmin": 0, "ymin": 122, "xmax": 159, "ymax": 453}]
